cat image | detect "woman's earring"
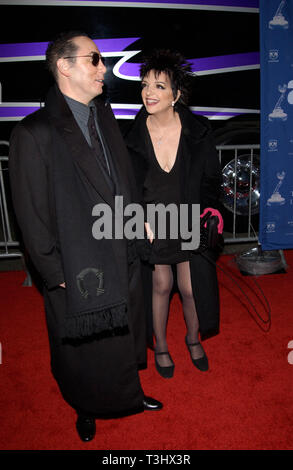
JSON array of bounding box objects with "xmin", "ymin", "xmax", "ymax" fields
[{"xmin": 171, "ymin": 101, "xmax": 175, "ymax": 107}]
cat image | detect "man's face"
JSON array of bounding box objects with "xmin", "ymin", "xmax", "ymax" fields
[{"xmin": 65, "ymin": 36, "xmax": 106, "ymax": 104}]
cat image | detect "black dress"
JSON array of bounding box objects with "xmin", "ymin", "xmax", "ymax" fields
[
  {"xmin": 125, "ymin": 104, "xmax": 222, "ymax": 340},
  {"xmin": 143, "ymin": 125, "xmax": 191, "ymax": 265}
]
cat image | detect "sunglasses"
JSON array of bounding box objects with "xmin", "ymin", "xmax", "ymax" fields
[{"xmin": 63, "ymin": 52, "xmax": 105, "ymax": 67}]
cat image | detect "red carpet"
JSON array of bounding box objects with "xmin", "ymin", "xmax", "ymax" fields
[{"xmin": 1, "ymin": 252, "xmax": 293, "ymax": 450}]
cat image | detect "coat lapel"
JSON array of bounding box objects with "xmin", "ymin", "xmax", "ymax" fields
[
  {"xmin": 179, "ymin": 105, "xmax": 210, "ymax": 202},
  {"xmin": 95, "ymin": 99, "xmax": 133, "ymax": 205},
  {"xmin": 46, "ymin": 86, "xmax": 115, "ymax": 209}
]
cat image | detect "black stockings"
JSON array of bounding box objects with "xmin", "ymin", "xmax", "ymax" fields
[{"xmin": 152, "ymin": 261, "xmax": 204, "ymax": 367}]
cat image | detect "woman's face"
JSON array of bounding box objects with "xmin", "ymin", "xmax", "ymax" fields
[{"xmin": 141, "ymin": 70, "xmax": 179, "ymax": 115}]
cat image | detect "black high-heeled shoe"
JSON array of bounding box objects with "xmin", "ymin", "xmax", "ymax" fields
[
  {"xmin": 154, "ymin": 351, "xmax": 175, "ymax": 378},
  {"xmin": 185, "ymin": 336, "xmax": 209, "ymax": 372}
]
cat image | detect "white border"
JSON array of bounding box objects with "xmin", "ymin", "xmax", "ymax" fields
[
  {"xmin": 193, "ymin": 64, "xmax": 260, "ymax": 76},
  {"xmin": 0, "ymin": 102, "xmax": 260, "ymax": 121},
  {"xmin": 0, "ymin": 0, "xmax": 259, "ymax": 12}
]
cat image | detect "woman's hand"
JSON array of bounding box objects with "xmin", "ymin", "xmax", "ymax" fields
[
  {"xmin": 59, "ymin": 282, "xmax": 66, "ymax": 288},
  {"xmin": 145, "ymin": 222, "xmax": 154, "ymax": 243}
]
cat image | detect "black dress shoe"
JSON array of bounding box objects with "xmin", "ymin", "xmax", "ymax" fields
[
  {"xmin": 155, "ymin": 351, "xmax": 174, "ymax": 379},
  {"xmin": 185, "ymin": 336, "xmax": 209, "ymax": 372},
  {"xmin": 143, "ymin": 395, "xmax": 163, "ymax": 411},
  {"xmin": 76, "ymin": 415, "xmax": 96, "ymax": 442}
]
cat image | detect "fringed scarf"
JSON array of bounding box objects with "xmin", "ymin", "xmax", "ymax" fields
[{"xmin": 50, "ymin": 117, "xmax": 129, "ymax": 340}]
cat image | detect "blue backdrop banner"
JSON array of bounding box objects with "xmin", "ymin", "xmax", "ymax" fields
[{"xmin": 259, "ymin": 0, "xmax": 293, "ymax": 250}]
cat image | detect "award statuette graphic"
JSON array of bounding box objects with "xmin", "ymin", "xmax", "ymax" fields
[
  {"xmin": 269, "ymin": 0, "xmax": 289, "ymax": 29},
  {"xmin": 268, "ymin": 85, "xmax": 288, "ymax": 121},
  {"xmin": 267, "ymin": 171, "xmax": 286, "ymax": 206}
]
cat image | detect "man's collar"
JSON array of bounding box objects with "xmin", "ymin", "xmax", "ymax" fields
[{"xmin": 63, "ymin": 94, "xmax": 92, "ymax": 123}]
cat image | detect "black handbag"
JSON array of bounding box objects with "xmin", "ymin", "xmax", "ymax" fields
[
  {"xmin": 135, "ymin": 210, "xmax": 223, "ymax": 261},
  {"xmin": 197, "ymin": 210, "xmax": 222, "ymax": 252}
]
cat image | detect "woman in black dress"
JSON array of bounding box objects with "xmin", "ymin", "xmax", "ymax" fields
[{"xmin": 125, "ymin": 50, "xmax": 223, "ymax": 378}]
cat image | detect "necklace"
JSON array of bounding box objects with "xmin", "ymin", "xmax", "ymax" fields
[
  {"xmin": 148, "ymin": 113, "xmax": 178, "ymax": 146},
  {"xmin": 157, "ymin": 135, "xmax": 164, "ymax": 146},
  {"xmin": 151, "ymin": 124, "xmax": 165, "ymax": 146}
]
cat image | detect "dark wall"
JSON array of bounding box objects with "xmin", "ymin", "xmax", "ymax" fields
[{"xmin": 0, "ymin": 3, "xmax": 260, "ymax": 139}]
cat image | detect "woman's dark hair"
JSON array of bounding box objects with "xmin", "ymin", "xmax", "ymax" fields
[
  {"xmin": 139, "ymin": 49, "xmax": 192, "ymax": 105},
  {"xmin": 46, "ymin": 31, "xmax": 89, "ymax": 81}
]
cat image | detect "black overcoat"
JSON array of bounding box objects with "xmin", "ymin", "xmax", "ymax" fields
[
  {"xmin": 9, "ymin": 86, "xmax": 146, "ymax": 418},
  {"xmin": 124, "ymin": 104, "xmax": 223, "ymax": 342}
]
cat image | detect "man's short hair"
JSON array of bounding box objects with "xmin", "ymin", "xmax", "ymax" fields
[{"xmin": 46, "ymin": 31, "xmax": 89, "ymax": 81}]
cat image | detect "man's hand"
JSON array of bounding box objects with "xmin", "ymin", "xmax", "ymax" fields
[{"xmin": 59, "ymin": 282, "xmax": 66, "ymax": 288}]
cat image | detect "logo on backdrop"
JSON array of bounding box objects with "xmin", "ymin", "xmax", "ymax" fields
[
  {"xmin": 268, "ymin": 139, "xmax": 278, "ymax": 152},
  {"xmin": 269, "ymin": 84, "xmax": 288, "ymax": 121},
  {"xmin": 269, "ymin": 49, "xmax": 279, "ymax": 62},
  {"xmin": 287, "ymin": 80, "xmax": 293, "ymax": 104},
  {"xmin": 266, "ymin": 222, "xmax": 276, "ymax": 233},
  {"xmin": 269, "ymin": 0, "xmax": 289, "ymax": 30},
  {"xmin": 267, "ymin": 171, "xmax": 286, "ymax": 206}
]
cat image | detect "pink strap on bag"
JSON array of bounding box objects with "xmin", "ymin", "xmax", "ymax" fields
[{"xmin": 200, "ymin": 207, "xmax": 224, "ymax": 234}]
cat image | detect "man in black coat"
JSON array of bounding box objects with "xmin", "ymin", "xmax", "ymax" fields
[{"xmin": 9, "ymin": 31, "xmax": 162, "ymax": 442}]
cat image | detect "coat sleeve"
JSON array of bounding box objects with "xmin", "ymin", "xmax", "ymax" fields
[
  {"xmin": 200, "ymin": 129, "xmax": 223, "ymax": 212},
  {"xmin": 9, "ymin": 122, "xmax": 64, "ymax": 289}
]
